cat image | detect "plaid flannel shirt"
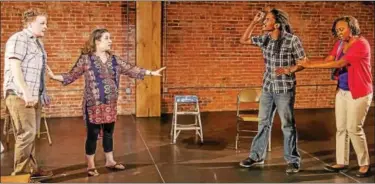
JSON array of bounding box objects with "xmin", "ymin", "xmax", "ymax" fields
[
  {"xmin": 251, "ymin": 32, "xmax": 305, "ymax": 93},
  {"xmin": 3, "ymin": 29, "xmax": 47, "ymax": 99}
]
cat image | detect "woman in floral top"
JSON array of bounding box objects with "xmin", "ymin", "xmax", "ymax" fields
[{"xmin": 47, "ymin": 28, "xmax": 165, "ymax": 176}]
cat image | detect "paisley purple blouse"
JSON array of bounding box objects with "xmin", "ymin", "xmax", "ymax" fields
[{"xmin": 61, "ymin": 53, "xmax": 145, "ymax": 124}]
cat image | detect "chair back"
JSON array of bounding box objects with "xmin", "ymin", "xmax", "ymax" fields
[
  {"xmin": 237, "ymin": 88, "xmax": 261, "ymax": 116},
  {"xmin": 237, "ymin": 88, "xmax": 261, "ymax": 103}
]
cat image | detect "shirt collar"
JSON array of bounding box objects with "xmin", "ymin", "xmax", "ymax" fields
[
  {"xmin": 266, "ymin": 31, "xmax": 288, "ymax": 41},
  {"xmin": 91, "ymin": 52, "xmax": 113, "ymax": 59},
  {"xmin": 23, "ymin": 28, "xmax": 36, "ymax": 39}
]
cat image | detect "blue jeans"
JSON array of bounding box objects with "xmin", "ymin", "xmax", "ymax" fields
[{"xmin": 249, "ymin": 89, "xmax": 301, "ymax": 165}]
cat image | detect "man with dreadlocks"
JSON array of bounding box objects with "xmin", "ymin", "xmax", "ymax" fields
[{"xmin": 238, "ymin": 8, "xmax": 306, "ymax": 174}]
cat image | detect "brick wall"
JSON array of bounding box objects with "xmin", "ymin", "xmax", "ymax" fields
[
  {"xmin": 1, "ymin": 1, "xmax": 137, "ymax": 118},
  {"xmin": 1, "ymin": 1, "xmax": 374, "ymax": 118}
]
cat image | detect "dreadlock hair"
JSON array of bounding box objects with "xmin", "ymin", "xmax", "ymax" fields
[
  {"xmin": 271, "ymin": 8, "xmax": 293, "ymax": 34},
  {"xmin": 263, "ymin": 8, "xmax": 293, "ymax": 54}
]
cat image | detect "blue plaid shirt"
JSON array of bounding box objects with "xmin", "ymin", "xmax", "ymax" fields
[{"xmin": 251, "ymin": 32, "xmax": 305, "ymax": 93}]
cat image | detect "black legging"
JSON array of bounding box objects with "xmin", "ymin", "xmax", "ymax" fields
[{"xmin": 85, "ymin": 122, "xmax": 115, "ymax": 155}]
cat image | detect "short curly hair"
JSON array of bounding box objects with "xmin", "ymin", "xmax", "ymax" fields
[
  {"xmin": 331, "ymin": 16, "xmax": 360, "ymax": 38},
  {"xmin": 22, "ymin": 8, "xmax": 48, "ymax": 28}
]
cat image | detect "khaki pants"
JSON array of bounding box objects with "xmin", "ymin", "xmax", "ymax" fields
[
  {"xmin": 335, "ymin": 89, "xmax": 372, "ymax": 166},
  {"xmin": 5, "ymin": 95, "xmax": 41, "ymax": 175}
]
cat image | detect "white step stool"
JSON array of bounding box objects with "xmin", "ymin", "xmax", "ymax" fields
[{"xmin": 170, "ymin": 95, "xmax": 203, "ymax": 144}]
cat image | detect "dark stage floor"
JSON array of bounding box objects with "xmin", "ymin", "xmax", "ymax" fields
[{"xmin": 1, "ymin": 108, "xmax": 374, "ymax": 183}]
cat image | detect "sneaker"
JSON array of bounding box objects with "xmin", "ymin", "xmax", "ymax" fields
[
  {"xmin": 30, "ymin": 169, "xmax": 53, "ymax": 180},
  {"xmin": 286, "ymin": 163, "xmax": 300, "ymax": 174},
  {"xmin": 239, "ymin": 157, "xmax": 264, "ymax": 168}
]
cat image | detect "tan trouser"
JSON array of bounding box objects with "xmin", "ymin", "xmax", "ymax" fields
[
  {"xmin": 5, "ymin": 95, "xmax": 41, "ymax": 175},
  {"xmin": 335, "ymin": 89, "xmax": 372, "ymax": 166}
]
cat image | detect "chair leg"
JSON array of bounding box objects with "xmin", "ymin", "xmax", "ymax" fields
[
  {"xmin": 44, "ymin": 116, "xmax": 52, "ymax": 145},
  {"xmin": 4, "ymin": 116, "xmax": 10, "ymax": 144},
  {"xmin": 3, "ymin": 116, "xmax": 8, "ymax": 136},
  {"xmin": 235, "ymin": 134, "xmax": 239, "ymax": 150},
  {"xmin": 197, "ymin": 115, "xmax": 203, "ymax": 143},
  {"xmin": 268, "ymin": 132, "xmax": 271, "ymax": 152},
  {"xmin": 173, "ymin": 114, "xmax": 178, "ymax": 144},
  {"xmin": 170, "ymin": 112, "xmax": 175, "ymax": 137},
  {"xmin": 173, "ymin": 103, "xmax": 178, "ymax": 144},
  {"xmin": 196, "ymin": 103, "xmax": 203, "ymax": 143},
  {"xmin": 235, "ymin": 121, "xmax": 240, "ymax": 150},
  {"xmin": 194, "ymin": 115, "xmax": 200, "ymax": 143}
]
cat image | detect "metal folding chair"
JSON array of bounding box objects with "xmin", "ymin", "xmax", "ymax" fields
[
  {"xmin": 170, "ymin": 95, "xmax": 203, "ymax": 144},
  {"xmin": 235, "ymin": 88, "xmax": 271, "ymax": 151}
]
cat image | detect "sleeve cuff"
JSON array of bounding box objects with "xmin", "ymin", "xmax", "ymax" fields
[
  {"xmin": 61, "ymin": 73, "xmax": 70, "ymax": 86},
  {"xmin": 7, "ymin": 53, "xmax": 25, "ymax": 61},
  {"xmin": 138, "ymin": 69, "xmax": 146, "ymax": 80}
]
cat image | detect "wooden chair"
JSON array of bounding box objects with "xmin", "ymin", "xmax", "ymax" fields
[{"xmin": 3, "ymin": 107, "xmax": 52, "ymax": 147}]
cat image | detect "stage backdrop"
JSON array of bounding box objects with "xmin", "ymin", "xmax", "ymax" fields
[{"xmin": 1, "ymin": 1, "xmax": 374, "ymax": 118}]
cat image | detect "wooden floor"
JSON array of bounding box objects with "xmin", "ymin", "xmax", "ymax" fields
[{"xmin": 1, "ymin": 108, "xmax": 374, "ymax": 183}]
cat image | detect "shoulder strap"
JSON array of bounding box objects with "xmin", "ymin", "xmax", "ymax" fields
[
  {"xmin": 331, "ymin": 40, "xmax": 344, "ymax": 80},
  {"xmin": 335, "ymin": 40, "xmax": 344, "ymax": 60}
]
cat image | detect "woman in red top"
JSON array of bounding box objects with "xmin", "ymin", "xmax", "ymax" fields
[
  {"xmin": 48, "ymin": 28, "xmax": 165, "ymax": 176},
  {"xmin": 299, "ymin": 16, "xmax": 373, "ymax": 178}
]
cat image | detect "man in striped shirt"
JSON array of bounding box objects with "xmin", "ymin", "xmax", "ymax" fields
[{"xmin": 3, "ymin": 8, "xmax": 52, "ymax": 180}]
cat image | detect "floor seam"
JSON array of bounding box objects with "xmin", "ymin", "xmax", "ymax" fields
[
  {"xmin": 130, "ymin": 114, "xmax": 166, "ymax": 183},
  {"xmin": 299, "ymin": 148, "xmax": 361, "ymax": 183}
]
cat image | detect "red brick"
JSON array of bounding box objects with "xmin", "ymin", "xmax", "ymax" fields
[{"xmin": 1, "ymin": 1, "xmax": 374, "ymax": 118}]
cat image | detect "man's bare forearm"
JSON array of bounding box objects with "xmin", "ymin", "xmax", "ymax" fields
[
  {"xmin": 240, "ymin": 21, "xmax": 257, "ymax": 45},
  {"xmin": 290, "ymin": 65, "xmax": 304, "ymax": 73}
]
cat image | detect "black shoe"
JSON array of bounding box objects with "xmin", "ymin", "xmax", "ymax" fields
[
  {"xmin": 239, "ymin": 157, "xmax": 264, "ymax": 168},
  {"xmin": 286, "ymin": 163, "xmax": 300, "ymax": 174},
  {"xmin": 324, "ymin": 165, "xmax": 349, "ymax": 172},
  {"xmin": 355, "ymin": 167, "xmax": 371, "ymax": 178}
]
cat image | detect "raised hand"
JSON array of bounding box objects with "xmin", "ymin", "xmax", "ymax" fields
[
  {"xmin": 253, "ymin": 11, "xmax": 265, "ymax": 23},
  {"xmin": 151, "ymin": 67, "xmax": 166, "ymax": 76}
]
